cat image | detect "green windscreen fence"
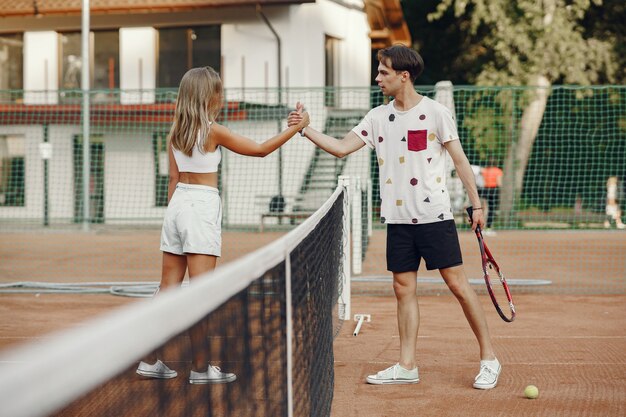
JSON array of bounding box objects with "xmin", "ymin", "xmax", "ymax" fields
[{"xmin": 0, "ymin": 85, "xmax": 624, "ymax": 294}]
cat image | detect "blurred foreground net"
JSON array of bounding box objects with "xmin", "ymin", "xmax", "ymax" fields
[{"xmin": 0, "ymin": 185, "xmax": 349, "ymax": 417}]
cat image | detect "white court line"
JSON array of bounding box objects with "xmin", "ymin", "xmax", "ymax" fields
[
  {"xmin": 335, "ymin": 360, "xmax": 626, "ymax": 366},
  {"xmin": 493, "ymin": 335, "xmax": 626, "ymax": 339},
  {"xmin": 386, "ymin": 335, "xmax": 626, "ymax": 339},
  {"xmin": 353, "ymin": 276, "xmax": 553, "ymax": 286}
]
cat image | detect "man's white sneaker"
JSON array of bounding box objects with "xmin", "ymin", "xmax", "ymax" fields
[
  {"xmin": 473, "ymin": 358, "xmax": 501, "ymax": 389},
  {"xmin": 189, "ymin": 364, "xmax": 237, "ymax": 384},
  {"xmin": 366, "ymin": 363, "xmax": 419, "ymax": 385},
  {"xmin": 136, "ymin": 360, "xmax": 177, "ymax": 379}
]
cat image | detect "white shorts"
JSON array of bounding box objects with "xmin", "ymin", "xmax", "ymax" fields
[
  {"xmin": 606, "ymin": 203, "xmax": 620, "ymax": 217},
  {"xmin": 160, "ymin": 183, "xmax": 222, "ymax": 256}
]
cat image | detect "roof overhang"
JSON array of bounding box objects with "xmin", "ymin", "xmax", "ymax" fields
[
  {"xmin": 0, "ymin": 0, "xmax": 314, "ymax": 18},
  {"xmin": 363, "ymin": 0, "xmax": 411, "ymax": 49}
]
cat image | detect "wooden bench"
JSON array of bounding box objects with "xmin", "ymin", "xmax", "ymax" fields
[
  {"xmin": 256, "ymin": 194, "xmax": 314, "ymax": 232},
  {"xmin": 259, "ymin": 211, "xmax": 314, "ymax": 232}
]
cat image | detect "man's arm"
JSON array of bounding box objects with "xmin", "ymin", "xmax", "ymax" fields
[
  {"xmin": 287, "ymin": 105, "xmax": 365, "ymax": 157},
  {"xmin": 444, "ymin": 140, "xmax": 485, "ymax": 229},
  {"xmin": 303, "ymin": 128, "xmax": 366, "ymax": 158}
]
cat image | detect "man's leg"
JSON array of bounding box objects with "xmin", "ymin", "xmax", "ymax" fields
[
  {"xmin": 366, "ymin": 224, "xmax": 420, "ymax": 385},
  {"xmin": 440, "ymin": 265, "xmax": 501, "ymax": 389},
  {"xmin": 393, "ymin": 270, "xmax": 419, "ymax": 370},
  {"xmin": 365, "ymin": 269, "xmax": 420, "ymax": 384},
  {"xmin": 439, "ymin": 265, "xmax": 495, "ymax": 361}
]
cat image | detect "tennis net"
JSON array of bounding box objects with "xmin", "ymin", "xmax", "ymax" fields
[{"xmin": 0, "ymin": 182, "xmax": 350, "ymax": 417}]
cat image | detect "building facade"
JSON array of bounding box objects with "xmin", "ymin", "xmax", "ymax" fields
[{"xmin": 0, "ymin": 0, "xmax": 409, "ymax": 226}]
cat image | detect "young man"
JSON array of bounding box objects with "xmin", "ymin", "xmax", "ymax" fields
[{"xmin": 288, "ymin": 44, "xmax": 501, "ymax": 389}]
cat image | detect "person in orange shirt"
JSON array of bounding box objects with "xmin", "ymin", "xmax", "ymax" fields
[{"xmin": 481, "ymin": 165, "xmax": 503, "ymax": 234}]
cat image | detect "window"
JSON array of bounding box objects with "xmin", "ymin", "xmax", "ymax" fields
[
  {"xmin": 153, "ymin": 133, "xmax": 169, "ymax": 207},
  {"xmin": 325, "ymin": 35, "xmax": 341, "ymax": 107},
  {"xmin": 73, "ymin": 135, "xmax": 105, "ymax": 223},
  {"xmin": 93, "ymin": 31, "xmax": 120, "ymax": 91},
  {"xmin": 157, "ymin": 26, "xmax": 221, "ymax": 88},
  {"xmin": 0, "ymin": 135, "xmax": 25, "ymax": 207},
  {"xmin": 59, "ymin": 31, "xmax": 120, "ymax": 102},
  {"xmin": 59, "ymin": 32, "xmax": 82, "ymax": 90},
  {"xmin": 0, "ymin": 34, "xmax": 24, "ymax": 102}
]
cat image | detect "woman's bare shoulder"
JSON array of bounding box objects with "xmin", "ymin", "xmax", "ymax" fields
[{"xmin": 210, "ymin": 122, "xmax": 237, "ymax": 145}]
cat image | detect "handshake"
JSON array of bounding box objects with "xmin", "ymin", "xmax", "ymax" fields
[{"xmin": 288, "ymin": 101, "xmax": 309, "ymax": 134}]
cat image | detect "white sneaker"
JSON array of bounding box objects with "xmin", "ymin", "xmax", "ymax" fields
[
  {"xmin": 473, "ymin": 358, "xmax": 501, "ymax": 389},
  {"xmin": 136, "ymin": 360, "xmax": 177, "ymax": 379},
  {"xmin": 189, "ymin": 364, "xmax": 237, "ymax": 384},
  {"xmin": 483, "ymin": 228, "xmax": 497, "ymax": 237},
  {"xmin": 366, "ymin": 363, "xmax": 419, "ymax": 385}
]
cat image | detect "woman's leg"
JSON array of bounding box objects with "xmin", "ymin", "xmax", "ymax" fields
[
  {"xmin": 186, "ymin": 254, "xmax": 218, "ymax": 371},
  {"xmin": 137, "ymin": 252, "xmax": 187, "ymax": 374},
  {"xmin": 161, "ymin": 252, "xmax": 188, "ymax": 289}
]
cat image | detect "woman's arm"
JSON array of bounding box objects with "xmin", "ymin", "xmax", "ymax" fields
[
  {"xmin": 167, "ymin": 145, "xmax": 180, "ymax": 203},
  {"xmin": 211, "ymin": 112, "xmax": 309, "ymax": 157}
]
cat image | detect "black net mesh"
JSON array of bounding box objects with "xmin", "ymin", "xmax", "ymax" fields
[{"xmin": 48, "ymin": 191, "xmax": 345, "ymax": 417}]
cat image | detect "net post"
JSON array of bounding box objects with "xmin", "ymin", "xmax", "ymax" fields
[
  {"xmin": 284, "ymin": 252, "xmax": 294, "ymax": 417},
  {"xmin": 352, "ymin": 176, "xmax": 362, "ymax": 275},
  {"xmin": 81, "ymin": 0, "xmax": 91, "ymax": 232},
  {"xmin": 338, "ymin": 175, "xmax": 351, "ymax": 320},
  {"xmin": 366, "ymin": 178, "xmax": 373, "ymax": 237}
]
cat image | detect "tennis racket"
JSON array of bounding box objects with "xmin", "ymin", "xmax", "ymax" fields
[{"xmin": 466, "ymin": 207, "xmax": 516, "ymax": 322}]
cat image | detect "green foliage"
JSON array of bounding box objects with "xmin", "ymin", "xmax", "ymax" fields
[
  {"xmin": 522, "ymin": 86, "xmax": 626, "ymax": 211},
  {"xmin": 423, "ymin": 0, "xmax": 621, "ymax": 86},
  {"xmin": 461, "ymin": 91, "xmax": 511, "ymax": 162},
  {"xmin": 400, "ymin": 0, "xmax": 474, "ymax": 84}
]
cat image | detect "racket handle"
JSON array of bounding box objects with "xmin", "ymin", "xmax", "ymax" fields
[{"xmin": 466, "ymin": 207, "xmax": 481, "ymax": 234}]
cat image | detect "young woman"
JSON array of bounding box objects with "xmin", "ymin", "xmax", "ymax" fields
[{"xmin": 136, "ymin": 66, "xmax": 309, "ymax": 384}]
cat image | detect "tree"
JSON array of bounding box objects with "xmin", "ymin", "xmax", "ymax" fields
[{"xmin": 425, "ymin": 0, "xmax": 622, "ymax": 223}]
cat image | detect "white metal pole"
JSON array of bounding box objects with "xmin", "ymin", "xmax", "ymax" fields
[
  {"xmin": 81, "ymin": 0, "xmax": 91, "ymax": 231},
  {"xmin": 338, "ymin": 175, "xmax": 351, "ymax": 320},
  {"xmin": 285, "ymin": 252, "xmax": 294, "ymax": 417},
  {"xmin": 367, "ymin": 178, "xmax": 373, "ymax": 237},
  {"xmin": 352, "ymin": 176, "xmax": 362, "ymax": 275}
]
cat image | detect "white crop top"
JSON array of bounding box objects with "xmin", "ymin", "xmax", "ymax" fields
[{"xmin": 172, "ymin": 129, "xmax": 221, "ymax": 173}]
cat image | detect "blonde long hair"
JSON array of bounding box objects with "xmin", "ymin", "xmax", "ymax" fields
[{"xmin": 169, "ymin": 67, "xmax": 223, "ymax": 156}]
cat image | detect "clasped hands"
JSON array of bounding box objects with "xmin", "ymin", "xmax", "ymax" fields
[{"xmin": 289, "ymin": 102, "xmax": 308, "ymax": 131}]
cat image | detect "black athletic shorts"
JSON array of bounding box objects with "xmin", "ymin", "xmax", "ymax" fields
[{"xmin": 386, "ymin": 220, "xmax": 463, "ymax": 272}]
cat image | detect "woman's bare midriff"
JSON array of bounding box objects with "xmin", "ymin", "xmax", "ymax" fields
[{"xmin": 178, "ymin": 172, "xmax": 219, "ymax": 188}]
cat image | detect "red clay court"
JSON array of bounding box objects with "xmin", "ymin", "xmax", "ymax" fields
[{"xmin": 0, "ymin": 227, "xmax": 625, "ymax": 416}]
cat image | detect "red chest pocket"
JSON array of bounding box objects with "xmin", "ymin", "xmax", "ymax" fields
[{"xmin": 407, "ymin": 130, "xmax": 427, "ymax": 152}]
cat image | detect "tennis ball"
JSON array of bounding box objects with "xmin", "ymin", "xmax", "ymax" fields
[{"xmin": 524, "ymin": 385, "xmax": 539, "ymax": 399}]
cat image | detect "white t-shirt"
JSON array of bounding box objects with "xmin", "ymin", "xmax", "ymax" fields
[{"xmin": 353, "ymin": 96, "xmax": 459, "ymax": 224}]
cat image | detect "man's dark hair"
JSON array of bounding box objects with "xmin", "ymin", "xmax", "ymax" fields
[{"xmin": 377, "ymin": 45, "xmax": 425, "ymax": 84}]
